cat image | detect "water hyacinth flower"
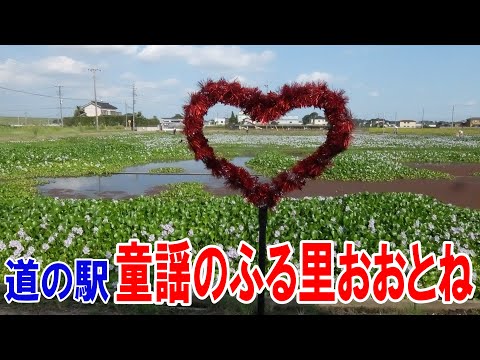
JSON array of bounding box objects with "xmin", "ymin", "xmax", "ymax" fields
[
  {"xmin": 274, "ymin": 230, "xmax": 280, "ymax": 238},
  {"xmin": 64, "ymin": 238, "xmax": 73, "ymax": 248},
  {"xmin": 72, "ymin": 227, "xmax": 84, "ymax": 236},
  {"xmin": 85, "ymin": 215, "xmax": 91, "ymax": 222},
  {"xmin": 93, "ymin": 226, "xmax": 99, "ymax": 234},
  {"xmin": 26, "ymin": 246, "xmax": 35, "ymax": 257},
  {"xmin": 83, "ymin": 246, "xmax": 90, "ymax": 255},
  {"xmin": 25, "ymin": 236, "xmax": 32, "ymax": 242},
  {"xmin": 105, "ymin": 251, "xmax": 112, "ymax": 259},
  {"xmin": 40, "ymin": 223, "xmax": 48, "ymax": 229},
  {"xmin": 17, "ymin": 228, "xmax": 26, "ymax": 239},
  {"xmin": 148, "ymin": 234, "xmax": 155, "ymax": 242},
  {"xmin": 226, "ymin": 246, "xmax": 239, "ymax": 260},
  {"xmin": 42, "ymin": 243, "xmax": 50, "ymax": 251},
  {"xmin": 188, "ymin": 229, "xmax": 194, "ymax": 237},
  {"xmin": 58, "ymin": 224, "xmax": 64, "ymax": 232},
  {"xmin": 0, "ymin": 241, "xmax": 6, "ymax": 251},
  {"xmin": 368, "ymin": 218, "xmax": 376, "ymax": 233},
  {"xmin": 9, "ymin": 240, "xmax": 23, "ymax": 250}
]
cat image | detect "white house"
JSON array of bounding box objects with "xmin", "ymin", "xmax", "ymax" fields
[
  {"xmin": 237, "ymin": 111, "xmax": 251, "ymax": 124},
  {"xmin": 213, "ymin": 117, "xmax": 226, "ymax": 125},
  {"xmin": 159, "ymin": 116, "xmax": 184, "ymax": 131},
  {"xmin": 312, "ymin": 116, "xmax": 328, "ymax": 127},
  {"xmin": 83, "ymin": 101, "xmax": 121, "ymax": 117},
  {"xmin": 276, "ymin": 115, "xmax": 302, "ymax": 126},
  {"xmin": 399, "ymin": 120, "xmax": 417, "ymax": 128}
]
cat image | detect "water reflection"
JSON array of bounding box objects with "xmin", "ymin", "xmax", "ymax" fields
[{"xmin": 38, "ymin": 157, "xmax": 261, "ymax": 199}]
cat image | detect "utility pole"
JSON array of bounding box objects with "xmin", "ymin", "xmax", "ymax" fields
[
  {"xmin": 451, "ymin": 105, "xmax": 455, "ymax": 128},
  {"xmin": 58, "ymin": 85, "xmax": 64, "ymax": 127},
  {"xmin": 24, "ymin": 112, "xmax": 27, "ymax": 125},
  {"xmin": 132, "ymin": 83, "xmax": 136, "ymax": 130},
  {"xmin": 422, "ymin": 107, "xmax": 424, "ymax": 128},
  {"xmin": 125, "ymin": 100, "xmax": 128, "ymax": 128},
  {"xmin": 88, "ymin": 68, "xmax": 101, "ymax": 131}
]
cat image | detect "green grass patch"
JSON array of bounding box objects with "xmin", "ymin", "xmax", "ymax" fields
[{"xmin": 149, "ymin": 167, "xmax": 185, "ymax": 174}]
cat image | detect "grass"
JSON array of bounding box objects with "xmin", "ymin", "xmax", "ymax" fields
[
  {"xmin": 0, "ymin": 116, "xmax": 54, "ymax": 126},
  {"xmin": 149, "ymin": 167, "xmax": 185, "ymax": 174},
  {"xmin": 368, "ymin": 127, "xmax": 480, "ymax": 136},
  {"xmin": 0, "ymin": 125, "xmax": 129, "ymax": 141}
]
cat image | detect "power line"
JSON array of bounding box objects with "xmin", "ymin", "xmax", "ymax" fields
[{"xmin": 0, "ymin": 84, "xmax": 90, "ymax": 101}]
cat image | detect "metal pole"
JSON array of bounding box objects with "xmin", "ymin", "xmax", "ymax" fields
[
  {"xmin": 258, "ymin": 206, "xmax": 268, "ymax": 315},
  {"xmin": 132, "ymin": 83, "xmax": 136, "ymax": 130},
  {"xmin": 451, "ymin": 105, "xmax": 455, "ymax": 128},
  {"xmin": 125, "ymin": 101, "xmax": 128, "ymax": 128},
  {"xmin": 88, "ymin": 68, "xmax": 100, "ymax": 131},
  {"xmin": 58, "ymin": 85, "xmax": 64, "ymax": 127}
]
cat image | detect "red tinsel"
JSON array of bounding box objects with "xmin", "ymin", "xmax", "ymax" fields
[{"xmin": 183, "ymin": 78, "xmax": 354, "ymax": 209}]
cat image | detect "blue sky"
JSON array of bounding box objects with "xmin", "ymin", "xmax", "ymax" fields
[{"xmin": 0, "ymin": 45, "xmax": 479, "ymax": 122}]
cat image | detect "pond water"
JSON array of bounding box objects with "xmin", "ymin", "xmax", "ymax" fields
[{"xmin": 37, "ymin": 157, "xmax": 261, "ymax": 199}]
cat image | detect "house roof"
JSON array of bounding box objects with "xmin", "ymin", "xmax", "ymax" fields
[
  {"xmin": 467, "ymin": 117, "xmax": 480, "ymax": 121},
  {"xmin": 399, "ymin": 120, "xmax": 416, "ymax": 122},
  {"xmin": 84, "ymin": 101, "xmax": 118, "ymax": 110}
]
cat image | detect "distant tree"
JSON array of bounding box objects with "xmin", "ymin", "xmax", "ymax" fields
[
  {"xmin": 227, "ymin": 111, "xmax": 238, "ymax": 128},
  {"xmin": 172, "ymin": 113, "xmax": 184, "ymax": 119},
  {"xmin": 302, "ymin": 111, "xmax": 319, "ymax": 125},
  {"xmin": 153, "ymin": 115, "xmax": 158, "ymax": 121},
  {"xmin": 73, "ymin": 106, "xmax": 86, "ymax": 117}
]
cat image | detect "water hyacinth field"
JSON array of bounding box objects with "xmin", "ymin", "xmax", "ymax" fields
[{"xmin": 1, "ymin": 130, "xmax": 480, "ymax": 301}]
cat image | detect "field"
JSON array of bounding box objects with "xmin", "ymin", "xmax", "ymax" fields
[{"xmin": 0, "ymin": 126, "xmax": 479, "ymax": 314}]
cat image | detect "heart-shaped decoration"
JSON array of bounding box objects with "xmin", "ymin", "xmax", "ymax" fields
[{"xmin": 183, "ymin": 79, "xmax": 354, "ymax": 209}]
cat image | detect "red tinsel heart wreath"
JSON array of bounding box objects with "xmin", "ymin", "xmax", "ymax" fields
[{"xmin": 183, "ymin": 79, "xmax": 354, "ymax": 209}]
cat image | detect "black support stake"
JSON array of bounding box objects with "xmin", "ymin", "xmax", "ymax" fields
[{"xmin": 257, "ymin": 205, "xmax": 268, "ymax": 315}]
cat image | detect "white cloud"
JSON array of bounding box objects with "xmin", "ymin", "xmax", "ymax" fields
[
  {"xmin": 464, "ymin": 100, "xmax": 477, "ymax": 106},
  {"xmin": 120, "ymin": 72, "xmax": 136, "ymax": 80},
  {"xmin": 120, "ymin": 72, "xmax": 179, "ymax": 89},
  {"xmin": 33, "ymin": 56, "xmax": 90, "ymax": 75},
  {"xmin": 368, "ymin": 90, "xmax": 380, "ymax": 97},
  {"xmin": 296, "ymin": 71, "xmax": 333, "ymax": 83},
  {"xmin": 57, "ymin": 45, "xmax": 139, "ymax": 55},
  {"xmin": 137, "ymin": 45, "xmax": 275, "ymax": 70},
  {"xmin": 0, "ymin": 59, "xmax": 45, "ymax": 86},
  {"xmin": 160, "ymin": 78, "xmax": 179, "ymax": 86},
  {"xmin": 229, "ymin": 75, "xmax": 249, "ymax": 85}
]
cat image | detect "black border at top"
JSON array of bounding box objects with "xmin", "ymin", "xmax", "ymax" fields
[{"xmin": 2, "ymin": 4, "xmax": 480, "ymax": 45}]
